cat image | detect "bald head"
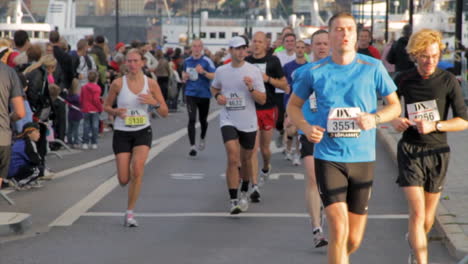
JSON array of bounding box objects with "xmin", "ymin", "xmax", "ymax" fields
[{"xmin": 252, "ymin": 31, "xmax": 268, "ymax": 57}]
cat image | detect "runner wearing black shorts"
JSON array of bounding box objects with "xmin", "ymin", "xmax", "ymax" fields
[
  {"xmin": 211, "ymin": 36, "xmax": 266, "ymax": 215},
  {"xmin": 104, "ymin": 49, "xmax": 168, "ymax": 227},
  {"xmin": 391, "ymin": 29, "xmax": 468, "ymax": 264}
]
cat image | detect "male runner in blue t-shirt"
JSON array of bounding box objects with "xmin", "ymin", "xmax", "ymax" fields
[
  {"xmin": 287, "ymin": 12, "xmax": 401, "ymax": 263},
  {"xmin": 182, "ymin": 39, "xmax": 216, "ymax": 157}
]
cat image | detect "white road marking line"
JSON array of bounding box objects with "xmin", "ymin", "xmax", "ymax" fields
[
  {"xmin": 51, "ymin": 110, "xmax": 219, "ymax": 180},
  {"xmin": 49, "ymin": 111, "xmax": 220, "ymax": 227},
  {"xmin": 82, "ymin": 212, "xmax": 409, "ymax": 219}
]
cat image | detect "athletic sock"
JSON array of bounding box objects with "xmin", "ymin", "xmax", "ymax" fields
[
  {"xmin": 241, "ymin": 180, "xmax": 249, "ymax": 193},
  {"xmin": 229, "ymin": 189, "xmax": 238, "ymax": 200},
  {"xmin": 126, "ymin": 210, "xmax": 134, "ymax": 218}
]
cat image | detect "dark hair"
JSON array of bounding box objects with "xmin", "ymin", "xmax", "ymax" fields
[
  {"xmin": 26, "ymin": 44, "xmax": 43, "ymax": 62},
  {"xmin": 402, "ymin": 24, "xmax": 412, "ymax": 38},
  {"xmin": 49, "ymin": 31, "xmax": 60, "ymax": 43},
  {"xmin": 13, "ymin": 30, "xmax": 29, "ymax": 48},
  {"xmin": 359, "ymin": 28, "xmax": 372, "ymax": 36},
  {"xmin": 328, "ymin": 12, "xmax": 356, "ymax": 30},
  {"xmin": 95, "ymin": 35, "xmax": 105, "ymax": 44},
  {"xmin": 311, "ymin": 29, "xmax": 328, "ymax": 43},
  {"xmin": 283, "ymin": 33, "xmax": 296, "ymax": 42},
  {"xmin": 88, "ymin": 71, "xmax": 98, "ymax": 82},
  {"xmin": 86, "ymin": 35, "xmax": 94, "ymax": 46}
]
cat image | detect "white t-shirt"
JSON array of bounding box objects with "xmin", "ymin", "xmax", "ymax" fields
[
  {"xmin": 274, "ymin": 50, "xmax": 296, "ymax": 93},
  {"xmin": 212, "ymin": 62, "xmax": 265, "ymax": 132}
]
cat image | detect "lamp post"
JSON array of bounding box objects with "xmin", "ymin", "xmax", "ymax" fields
[
  {"xmin": 393, "ymin": 0, "xmax": 399, "ymax": 14},
  {"xmin": 115, "ymin": 0, "xmax": 120, "ymax": 43}
]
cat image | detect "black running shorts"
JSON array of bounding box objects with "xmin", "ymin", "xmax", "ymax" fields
[
  {"xmin": 396, "ymin": 141, "xmax": 450, "ymax": 193},
  {"xmin": 112, "ymin": 126, "xmax": 153, "ymax": 154},
  {"xmin": 299, "ymin": 135, "xmax": 314, "ymax": 159},
  {"xmin": 221, "ymin": 126, "xmax": 257, "ymax": 150},
  {"xmin": 315, "ymin": 159, "xmax": 374, "ymax": 215}
]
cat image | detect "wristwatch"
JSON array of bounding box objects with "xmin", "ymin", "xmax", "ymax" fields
[
  {"xmin": 374, "ymin": 114, "xmax": 381, "ymax": 125},
  {"xmin": 435, "ymin": 121, "xmax": 442, "ymax": 132}
]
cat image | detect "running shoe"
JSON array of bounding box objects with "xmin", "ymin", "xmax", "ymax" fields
[
  {"xmin": 312, "ymin": 227, "xmax": 329, "ymax": 248},
  {"xmin": 198, "ymin": 139, "xmax": 205, "ymax": 151},
  {"xmin": 124, "ymin": 213, "xmax": 139, "ymax": 227},
  {"xmin": 189, "ymin": 146, "xmax": 197, "ymax": 157},
  {"xmin": 91, "ymin": 144, "xmax": 98, "ymax": 150},
  {"xmin": 239, "ymin": 192, "xmax": 249, "ymax": 212},
  {"xmin": 230, "ymin": 199, "xmax": 242, "ymax": 215},
  {"xmin": 250, "ymin": 185, "xmax": 261, "ymax": 203},
  {"xmin": 285, "ymin": 150, "xmax": 293, "ymax": 161},
  {"xmin": 292, "ymin": 154, "xmax": 301, "ymax": 166},
  {"xmin": 82, "ymin": 144, "xmax": 89, "ymax": 150},
  {"xmin": 258, "ymin": 165, "xmax": 271, "ymax": 186}
]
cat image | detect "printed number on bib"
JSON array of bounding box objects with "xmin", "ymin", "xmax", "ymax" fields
[
  {"xmin": 187, "ymin": 67, "xmax": 199, "ymax": 81},
  {"xmin": 226, "ymin": 93, "xmax": 246, "ymax": 110},
  {"xmin": 125, "ymin": 109, "xmax": 148, "ymax": 127},
  {"xmin": 407, "ymin": 100, "xmax": 440, "ymax": 122},
  {"xmin": 327, "ymin": 107, "xmax": 361, "ymax": 138},
  {"xmin": 309, "ymin": 92, "xmax": 317, "ymax": 112}
]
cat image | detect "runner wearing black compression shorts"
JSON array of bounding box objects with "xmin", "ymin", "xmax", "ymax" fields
[{"xmin": 288, "ymin": 13, "xmax": 401, "ymax": 263}]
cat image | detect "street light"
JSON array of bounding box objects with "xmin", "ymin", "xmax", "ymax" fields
[{"xmin": 393, "ymin": 0, "xmax": 399, "ymax": 14}]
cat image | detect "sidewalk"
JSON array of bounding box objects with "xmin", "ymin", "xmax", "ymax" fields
[{"xmin": 377, "ymin": 125, "xmax": 468, "ymax": 260}]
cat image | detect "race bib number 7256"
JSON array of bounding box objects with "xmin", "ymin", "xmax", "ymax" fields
[{"xmin": 327, "ymin": 107, "xmax": 361, "ymax": 138}]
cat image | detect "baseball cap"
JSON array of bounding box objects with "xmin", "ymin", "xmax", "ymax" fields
[
  {"xmin": 229, "ymin": 36, "xmax": 247, "ymax": 48},
  {"xmin": 115, "ymin": 42, "xmax": 125, "ymax": 51}
]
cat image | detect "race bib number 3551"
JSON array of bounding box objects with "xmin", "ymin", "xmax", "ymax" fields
[
  {"xmin": 327, "ymin": 107, "xmax": 361, "ymax": 138},
  {"xmin": 407, "ymin": 100, "xmax": 440, "ymax": 122}
]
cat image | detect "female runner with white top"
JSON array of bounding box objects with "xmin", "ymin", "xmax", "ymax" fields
[{"xmin": 104, "ymin": 49, "xmax": 168, "ymax": 227}]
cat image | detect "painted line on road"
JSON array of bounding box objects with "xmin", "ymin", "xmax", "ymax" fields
[
  {"xmin": 51, "ymin": 110, "xmax": 220, "ymax": 181},
  {"xmin": 49, "ymin": 110, "xmax": 220, "ymax": 227},
  {"xmin": 82, "ymin": 212, "xmax": 409, "ymax": 219}
]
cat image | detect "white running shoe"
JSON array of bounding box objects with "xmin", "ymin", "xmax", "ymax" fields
[
  {"xmin": 312, "ymin": 227, "xmax": 328, "ymax": 248},
  {"xmin": 91, "ymin": 144, "xmax": 98, "ymax": 150},
  {"xmin": 292, "ymin": 154, "xmax": 301, "ymax": 166},
  {"xmin": 285, "ymin": 150, "xmax": 293, "ymax": 161},
  {"xmin": 258, "ymin": 165, "xmax": 271, "ymax": 186},
  {"xmin": 124, "ymin": 213, "xmax": 138, "ymax": 227},
  {"xmin": 249, "ymin": 185, "xmax": 261, "ymax": 203},
  {"xmin": 239, "ymin": 192, "xmax": 249, "ymax": 212},
  {"xmin": 230, "ymin": 199, "xmax": 242, "ymax": 215},
  {"xmin": 198, "ymin": 139, "xmax": 205, "ymax": 151},
  {"xmin": 82, "ymin": 144, "xmax": 89, "ymax": 150}
]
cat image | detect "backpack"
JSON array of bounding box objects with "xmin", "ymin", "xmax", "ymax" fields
[{"xmin": 24, "ymin": 66, "xmax": 51, "ymax": 121}]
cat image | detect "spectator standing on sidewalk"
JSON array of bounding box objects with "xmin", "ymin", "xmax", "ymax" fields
[
  {"xmin": 67, "ymin": 81, "xmax": 83, "ymax": 149},
  {"xmin": 0, "ymin": 61, "xmax": 25, "ymax": 188},
  {"xmin": 391, "ymin": 28, "xmax": 468, "ymax": 264},
  {"xmin": 80, "ymin": 71, "xmax": 103, "ymax": 150}
]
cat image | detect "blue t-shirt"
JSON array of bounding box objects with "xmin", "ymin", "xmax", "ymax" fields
[
  {"xmin": 183, "ymin": 55, "xmax": 216, "ymax": 98},
  {"xmin": 293, "ymin": 54, "xmax": 397, "ymax": 162},
  {"xmin": 283, "ymin": 60, "xmax": 307, "ymax": 105}
]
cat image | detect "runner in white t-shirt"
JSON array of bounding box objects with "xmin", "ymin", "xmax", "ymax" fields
[{"xmin": 211, "ymin": 36, "xmax": 266, "ymax": 214}]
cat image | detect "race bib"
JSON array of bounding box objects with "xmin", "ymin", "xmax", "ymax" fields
[
  {"xmin": 187, "ymin": 67, "xmax": 198, "ymax": 81},
  {"xmin": 124, "ymin": 109, "xmax": 148, "ymax": 127},
  {"xmin": 226, "ymin": 93, "xmax": 246, "ymax": 111},
  {"xmin": 309, "ymin": 92, "xmax": 317, "ymax": 112},
  {"xmin": 407, "ymin": 100, "xmax": 440, "ymax": 122},
  {"xmin": 327, "ymin": 107, "xmax": 361, "ymax": 138}
]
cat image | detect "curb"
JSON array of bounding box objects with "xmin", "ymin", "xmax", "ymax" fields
[
  {"xmin": 0, "ymin": 212, "xmax": 32, "ymax": 236},
  {"xmin": 377, "ymin": 127, "xmax": 468, "ymax": 260}
]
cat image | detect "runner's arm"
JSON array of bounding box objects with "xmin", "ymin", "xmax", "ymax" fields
[
  {"xmin": 287, "ymin": 93, "xmax": 324, "ymax": 143},
  {"xmin": 268, "ymin": 76, "xmax": 289, "ymax": 93},
  {"xmin": 376, "ymin": 91, "xmax": 401, "ymax": 124}
]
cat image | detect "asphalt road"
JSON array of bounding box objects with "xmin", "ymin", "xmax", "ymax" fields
[{"xmin": 0, "ymin": 106, "xmax": 457, "ymax": 264}]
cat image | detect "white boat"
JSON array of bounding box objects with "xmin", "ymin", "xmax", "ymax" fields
[{"xmin": 0, "ymin": 0, "xmax": 93, "ymax": 49}]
